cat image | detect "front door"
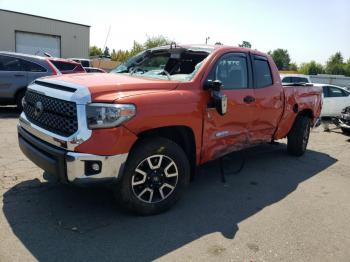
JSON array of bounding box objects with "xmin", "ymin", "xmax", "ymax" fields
[{"xmin": 202, "ymin": 52, "xmax": 256, "ymax": 162}]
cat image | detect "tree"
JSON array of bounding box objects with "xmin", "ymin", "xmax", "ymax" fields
[
  {"xmin": 325, "ymin": 52, "xmax": 346, "ymax": 75},
  {"xmin": 89, "ymin": 46, "xmax": 103, "ymax": 57},
  {"xmin": 130, "ymin": 41, "xmax": 145, "ymax": 56},
  {"xmin": 239, "ymin": 41, "xmax": 251, "ymax": 48},
  {"xmin": 345, "ymin": 59, "xmax": 350, "ymax": 77},
  {"xmin": 289, "ymin": 62, "xmax": 298, "ymax": 72},
  {"xmin": 299, "ymin": 61, "xmax": 324, "ymax": 75},
  {"xmin": 268, "ymin": 49, "xmax": 291, "ymax": 70},
  {"xmin": 103, "ymin": 46, "xmax": 110, "ymax": 57},
  {"xmin": 144, "ymin": 35, "xmax": 172, "ymax": 49}
]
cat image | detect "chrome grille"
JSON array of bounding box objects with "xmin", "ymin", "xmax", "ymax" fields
[{"xmin": 23, "ymin": 90, "xmax": 78, "ymax": 136}]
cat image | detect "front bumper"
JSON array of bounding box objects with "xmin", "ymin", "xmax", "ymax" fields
[{"xmin": 18, "ymin": 126, "xmax": 128, "ymax": 185}]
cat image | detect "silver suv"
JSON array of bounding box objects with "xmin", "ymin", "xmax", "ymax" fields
[{"xmin": 0, "ymin": 52, "xmax": 85, "ymax": 110}]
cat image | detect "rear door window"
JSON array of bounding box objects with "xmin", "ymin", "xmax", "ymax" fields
[
  {"xmin": 0, "ymin": 55, "xmax": 24, "ymax": 71},
  {"xmin": 254, "ymin": 56, "xmax": 273, "ymax": 88},
  {"xmin": 50, "ymin": 60, "xmax": 85, "ymax": 74},
  {"xmin": 21, "ymin": 60, "xmax": 46, "ymax": 72},
  {"xmin": 50, "ymin": 61, "xmax": 76, "ymax": 71}
]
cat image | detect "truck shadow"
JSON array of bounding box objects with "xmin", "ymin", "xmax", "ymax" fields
[
  {"xmin": 0, "ymin": 106, "xmax": 21, "ymax": 118},
  {"xmin": 2, "ymin": 144, "xmax": 336, "ymax": 262}
]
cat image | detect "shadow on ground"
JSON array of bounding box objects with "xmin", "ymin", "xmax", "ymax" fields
[
  {"xmin": 2, "ymin": 144, "xmax": 336, "ymax": 261},
  {"xmin": 0, "ymin": 106, "xmax": 21, "ymax": 118}
]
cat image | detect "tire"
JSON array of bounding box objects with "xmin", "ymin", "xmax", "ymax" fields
[
  {"xmin": 287, "ymin": 114, "xmax": 311, "ymax": 156},
  {"xmin": 341, "ymin": 127, "xmax": 350, "ymax": 135},
  {"xmin": 16, "ymin": 90, "xmax": 26, "ymax": 111},
  {"xmin": 114, "ymin": 137, "xmax": 190, "ymax": 215}
]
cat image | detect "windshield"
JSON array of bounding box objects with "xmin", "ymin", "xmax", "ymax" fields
[{"xmin": 110, "ymin": 47, "xmax": 212, "ymax": 81}]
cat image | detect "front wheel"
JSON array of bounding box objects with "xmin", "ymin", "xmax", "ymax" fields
[
  {"xmin": 287, "ymin": 115, "xmax": 311, "ymax": 156},
  {"xmin": 114, "ymin": 137, "xmax": 190, "ymax": 215},
  {"xmin": 16, "ymin": 90, "xmax": 26, "ymax": 111}
]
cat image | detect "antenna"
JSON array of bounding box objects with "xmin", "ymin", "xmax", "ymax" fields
[{"xmin": 99, "ymin": 25, "xmax": 111, "ymax": 68}]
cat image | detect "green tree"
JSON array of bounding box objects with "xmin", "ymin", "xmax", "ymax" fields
[
  {"xmin": 103, "ymin": 46, "xmax": 110, "ymax": 57},
  {"xmin": 239, "ymin": 41, "xmax": 251, "ymax": 48},
  {"xmin": 325, "ymin": 52, "xmax": 346, "ymax": 75},
  {"xmin": 268, "ymin": 49, "xmax": 291, "ymax": 70},
  {"xmin": 345, "ymin": 59, "xmax": 350, "ymax": 77},
  {"xmin": 130, "ymin": 41, "xmax": 145, "ymax": 56},
  {"xmin": 144, "ymin": 35, "xmax": 172, "ymax": 49},
  {"xmin": 111, "ymin": 49, "xmax": 117, "ymax": 60},
  {"xmin": 299, "ymin": 61, "xmax": 324, "ymax": 75},
  {"xmin": 89, "ymin": 46, "xmax": 103, "ymax": 56},
  {"xmin": 289, "ymin": 62, "xmax": 298, "ymax": 72}
]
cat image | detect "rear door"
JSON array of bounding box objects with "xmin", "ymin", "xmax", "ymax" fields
[
  {"xmin": 250, "ymin": 55, "xmax": 284, "ymax": 142},
  {"xmin": 21, "ymin": 59, "xmax": 50, "ymax": 83},
  {"xmin": 0, "ymin": 55, "xmax": 28, "ymax": 99},
  {"xmin": 202, "ymin": 52, "xmax": 256, "ymax": 161}
]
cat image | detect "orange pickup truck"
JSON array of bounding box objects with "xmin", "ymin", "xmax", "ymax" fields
[{"xmin": 18, "ymin": 45, "xmax": 322, "ymax": 214}]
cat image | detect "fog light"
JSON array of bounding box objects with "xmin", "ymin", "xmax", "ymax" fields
[
  {"xmin": 92, "ymin": 163, "xmax": 100, "ymax": 171},
  {"xmin": 84, "ymin": 161, "xmax": 102, "ymax": 176}
]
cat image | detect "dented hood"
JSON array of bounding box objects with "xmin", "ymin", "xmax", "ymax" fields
[{"xmin": 42, "ymin": 73, "xmax": 180, "ymax": 102}]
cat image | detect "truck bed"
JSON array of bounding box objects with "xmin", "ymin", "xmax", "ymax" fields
[{"xmin": 274, "ymin": 85, "xmax": 323, "ymax": 139}]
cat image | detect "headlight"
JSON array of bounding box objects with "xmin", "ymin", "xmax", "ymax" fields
[{"xmin": 86, "ymin": 103, "xmax": 136, "ymax": 129}]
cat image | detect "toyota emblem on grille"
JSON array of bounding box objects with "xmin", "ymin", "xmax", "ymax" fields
[{"xmin": 34, "ymin": 101, "xmax": 44, "ymax": 117}]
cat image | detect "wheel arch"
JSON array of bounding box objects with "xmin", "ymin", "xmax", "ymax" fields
[{"xmin": 130, "ymin": 125, "xmax": 197, "ymax": 179}]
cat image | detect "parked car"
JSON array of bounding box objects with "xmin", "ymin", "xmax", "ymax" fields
[
  {"xmin": 47, "ymin": 57, "xmax": 85, "ymax": 75},
  {"xmin": 68, "ymin": 58, "xmax": 91, "ymax": 67},
  {"xmin": 339, "ymin": 106, "xmax": 350, "ymax": 134},
  {"xmin": 314, "ymin": 84, "xmax": 350, "ymax": 117},
  {"xmin": 17, "ymin": 45, "xmax": 322, "ymax": 215},
  {"xmin": 280, "ymin": 74, "xmax": 311, "ymax": 84},
  {"xmin": 0, "ymin": 52, "xmax": 85, "ymax": 110},
  {"xmin": 84, "ymin": 67, "xmax": 106, "ymax": 73}
]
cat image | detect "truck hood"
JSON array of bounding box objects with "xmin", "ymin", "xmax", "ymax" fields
[{"xmin": 42, "ymin": 73, "xmax": 180, "ymax": 102}]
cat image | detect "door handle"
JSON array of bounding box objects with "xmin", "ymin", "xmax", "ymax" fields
[
  {"xmin": 14, "ymin": 74, "xmax": 25, "ymax": 77},
  {"xmin": 243, "ymin": 96, "xmax": 255, "ymax": 103}
]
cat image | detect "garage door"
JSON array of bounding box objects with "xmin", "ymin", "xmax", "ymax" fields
[{"xmin": 15, "ymin": 32, "xmax": 61, "ymax": 57}]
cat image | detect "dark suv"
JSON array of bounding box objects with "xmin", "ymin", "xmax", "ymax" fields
[{"xmin": 0, "ymin": 52, "xmax": 85, "ymax": 110}]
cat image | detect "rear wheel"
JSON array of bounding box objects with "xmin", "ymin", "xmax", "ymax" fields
[
  {"xmin": 114, "ymin": 137, "xmax": 190, "ymax": 215},
  {"xmin": 341, "ymin": 127, "xmax": 350, "ymax": 135},
  {"xmin": 287, "ymin": 114, "xmax": 311, "ymax": 156}
]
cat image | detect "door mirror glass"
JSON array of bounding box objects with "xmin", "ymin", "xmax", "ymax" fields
[{"xmin": 212, "ymin": 91, "xmax": 227, "ymax": 115}]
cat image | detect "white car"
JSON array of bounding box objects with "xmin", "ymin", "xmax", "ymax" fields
[
  {"xmin": 314, "ymin": 84, "xmax": 350, "ymax": 117},
  {"xmin": 280, "ymin": 74, "xmax": 311, "ymax": 84}
]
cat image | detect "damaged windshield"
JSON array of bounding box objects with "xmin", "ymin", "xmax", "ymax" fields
[{"xmin": 110, "ymin": 46, "xmax": 212, "ymax": 81}]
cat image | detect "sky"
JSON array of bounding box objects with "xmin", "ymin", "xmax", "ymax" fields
[{"xmin": 0, "ymin": 0, "xmax": 349, "ymax": 64}]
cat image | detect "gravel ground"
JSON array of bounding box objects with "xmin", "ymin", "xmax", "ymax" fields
[{"xmin": 0, "ymin": 107, "xmax": 350, "ymax": 262}]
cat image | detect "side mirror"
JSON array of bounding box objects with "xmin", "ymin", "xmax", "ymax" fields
[
  {"xmin": 212, "ymin": 90, "xmax": 228, "ymax": 115},
  {"xmin": 204, "ymin": 79, "xmax": 223, "ymax": 91},
  {"xmin": 204, "ymin": 80, "xmax": 227, "ymax": 115}
]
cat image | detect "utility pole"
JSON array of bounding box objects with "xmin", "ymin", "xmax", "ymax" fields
[{"xmin": 205, "ymin": 36, "xmax": 210, "ymax": 44}]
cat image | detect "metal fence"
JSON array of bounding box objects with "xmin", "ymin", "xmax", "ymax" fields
[{"xmin": 310, "ymin": 74, "xmax": 350, "ymax": 88}]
